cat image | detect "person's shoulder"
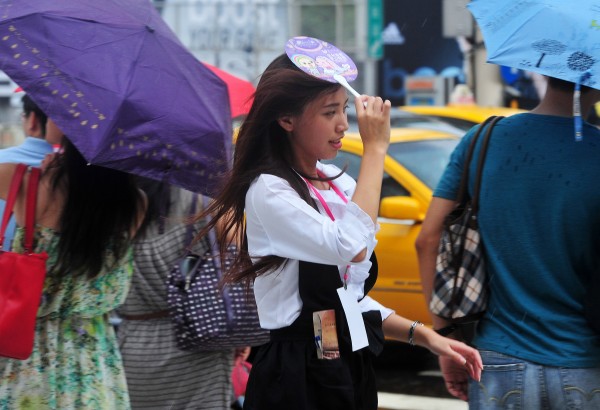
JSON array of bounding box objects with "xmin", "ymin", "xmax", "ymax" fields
[
  {"xmin": 0, "ymin": 144, "xmax": 21, "ymax": 161},
  {"xmin": 249, "ymin": 173, "xmax": 291, "ymax": 195},
  {"xmin": 258, "ymin": 172, "xmax": 301, "ymax": 192},
  {"xmin": 0, "ymin": 139, "xmax": 53, "ymax": 165},
  {"xmin": 502, "ymin": 113, "xmax": 600, "ymax": 137},
  {"xmin": 246, "ymin": 174, "xmax": 302, "ymax": 213},
  {"xmin": 501, "ymin": 112, "xmax": 565, "ymax": 127},
  {"xmin": 0, "ymin": 162, "xmax": 19, "ymax": 172}
]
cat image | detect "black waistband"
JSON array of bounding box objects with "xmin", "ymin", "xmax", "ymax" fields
[
  {"xmin": 269, "ymin": 314, "xmax": 315, "ymax": 341},
  {"xmin": 270, "ymin": 328, "xmax": 314, "ymax": 342}
]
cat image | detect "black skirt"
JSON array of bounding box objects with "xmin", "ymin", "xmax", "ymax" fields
[
  {"xmin": 244, "ymin": 337, "xmax": 377, "ymax": 410},
  {"xmin": 244, "ymin": 258, "xmax": 382, "ymax": 410}
]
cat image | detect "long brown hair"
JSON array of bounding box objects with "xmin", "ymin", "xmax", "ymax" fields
[{"xmin": 194, "ymin": 53, "xmax": 342, "ymax": 285}]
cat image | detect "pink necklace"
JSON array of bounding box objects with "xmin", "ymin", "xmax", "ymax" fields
[{"xmin": 303, "ymin": 171, "xmax": 351, "ymax": 289}]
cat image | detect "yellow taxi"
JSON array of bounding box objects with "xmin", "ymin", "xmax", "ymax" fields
[
  {"xmin": 400, "ymin": 104, "xmax": 526, "ymax": 132},
  {"xmin": 322, "ymin": 128, "xmax": 460, "ymax": 326}
]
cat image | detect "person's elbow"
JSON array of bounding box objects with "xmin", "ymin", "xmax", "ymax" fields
[
  {"xmin": 415, "ymin": 197, "xmax": 455, "ymax": 255},
  {"xmin": 351, "ymin": 247, "xmax": 367, "ymax": 263},
  {"xmin": 415, "ymin": 228, "xmax": 441, "ymax": 256}
]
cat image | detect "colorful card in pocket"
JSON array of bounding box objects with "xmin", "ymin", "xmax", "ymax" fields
[{"xmin": 312, "ymin": 309, "xmax": 340, "ymax": 360}]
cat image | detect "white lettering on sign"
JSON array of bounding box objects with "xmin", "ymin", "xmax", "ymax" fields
[{"xmin": 163, "ymin": 0, "xmax": 287, "ymax": 52}]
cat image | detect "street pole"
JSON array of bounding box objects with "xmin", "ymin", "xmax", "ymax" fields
[{"xmin": 473, "ymin": 25, "xmax": 503, "ymax": 106}]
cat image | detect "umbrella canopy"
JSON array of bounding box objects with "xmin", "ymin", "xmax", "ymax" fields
[
  {"xmin": 0, "ymin": 0, "xmax": 232, "ymax": 195},
  {"xmin": 203, "ymin": 63, "xmax": 255, "ymax": 119},
  {"xmin": 468, "ymin": 0, "xmax": 600, "ymax": 90}
]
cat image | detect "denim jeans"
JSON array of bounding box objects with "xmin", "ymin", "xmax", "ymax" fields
[{"xmin": 469, "ymin": 350, "xmax": 600, "ymax": 409}]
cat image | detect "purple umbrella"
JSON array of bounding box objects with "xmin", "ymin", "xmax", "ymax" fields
[{"xmin": 0, "ymin": 0, "xmax": 232, "ymax": 195}]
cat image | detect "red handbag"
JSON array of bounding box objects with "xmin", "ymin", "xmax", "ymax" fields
[{"xmin": 0, "ymin": 164, "xmax": 48, "ymax": 360}]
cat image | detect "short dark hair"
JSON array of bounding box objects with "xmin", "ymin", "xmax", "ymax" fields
[
  {"xmin": 547, "ymin": 76, "xmax": 593, "ymax": 93},
  {"xmin": 21, "ymin": 94, "xmax": 48, "ymax": 136}
]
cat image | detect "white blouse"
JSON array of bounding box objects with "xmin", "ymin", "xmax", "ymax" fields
[{"xmin": 246, "ymin": 162, "xmax": 394, "ymax": 330}]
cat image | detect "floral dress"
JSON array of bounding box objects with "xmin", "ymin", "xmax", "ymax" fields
[{"xmin": 0, "ymin": 226, "xmax": 133, "ymax": 410}]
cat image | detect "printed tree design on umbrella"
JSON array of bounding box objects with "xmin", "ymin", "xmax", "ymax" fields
[
  {"xmin": 532, "ymin": 39, "xmax": 567, "ymax": 67},
  {"xmin": 567, "ymin": 51, "xmax": 595, "ymax": 73}
]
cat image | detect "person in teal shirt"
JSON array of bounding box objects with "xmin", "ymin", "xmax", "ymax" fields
[{"xmin": 417, "ymin": 76, "xmax": 600, "ymax": 409}]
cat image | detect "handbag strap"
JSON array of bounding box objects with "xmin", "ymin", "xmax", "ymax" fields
[
  {"xmin": 471, "ymin": 116, "xmax": 503, "ymax": 213},
  {"xmin": 183, "ymin": 193, "xmax": 199, "ymax": 247},
  {"xmin": 24, "ymin": 167, "xmax": 41, "ymax": 253},
  {"xmin": 456, "ymin": 115, "xmax": 503, "ymax": 210},
  {"xmin": 0, "ymin": 164, "xmax": 27, "ymax": 247},
  {"xmin": 0, "ymin": 164, "xmax": 40, "ymax": 252},
  {"xmin": 183, "ymin": 195, "xmax": 217, "ymax": 258},
  {"xmin": 185, "ymin": 196, "xmax": 220, "ymax": 270},
  {"xmin": 203, "ymin": 195, "xmax": 219, "ymax": 263}
]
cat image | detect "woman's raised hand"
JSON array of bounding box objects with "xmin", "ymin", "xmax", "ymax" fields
[
  {"xmin": 349, "ymin": 95, "xmax": 391, "ymax": 229},
  {"xmin": 354, "ymin": 95, "xmax": 391, "ymax": 153}
]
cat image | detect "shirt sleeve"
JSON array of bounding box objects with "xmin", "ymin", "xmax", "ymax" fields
[
  {"xmin": 433, "ymin": 125, "xmax": 476, "ymax": 200},
  {"xmin": 246, "ymin": 174, "xmax": 376, "ymax": 266},
  {"xmin": 359, "ymin": 295, "xmax": 394, "ymax": 320}
]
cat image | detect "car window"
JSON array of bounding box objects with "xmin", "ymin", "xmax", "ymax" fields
[
  {"xmin": 322, "ymin": 150, "xmax": 362, "ymax": 179},
  {"xmin": 346, "ymin": 118, "xmax": 464, "ymax": 136},
  {"xmin": 381, "ymin": 174, "xmax": 409, "ymax": 198},
  {"xmin": 387, "ymin": 139, "xmax": 459, "ymax": 189},
  {"xmin": 321, "ymin": 151, "xmax": 410, "ymax": 199},
  {"xmin": 425, "ymin": 116, "xmax": 476, "ymax": 131},
  {"xmin": 345, "ymin": 108, "xmax": 465, "ymax": 136}
]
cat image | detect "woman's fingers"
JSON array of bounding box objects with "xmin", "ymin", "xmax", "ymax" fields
[
  {"xmin": 355, "ymin": 95, "xmax": 390, "ymax": 149},
  {"xmin": 449, "ymin": 344, "xmax": 482, "ymax": 382}
]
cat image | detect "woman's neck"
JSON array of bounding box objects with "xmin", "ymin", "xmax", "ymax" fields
[
  {"xmin": 292, "ymin": 161, "xmax": 319, "ymax": 180},
  {"xmin": 293, "ymin": 166, "xmax": 330, "ymax": 190}
]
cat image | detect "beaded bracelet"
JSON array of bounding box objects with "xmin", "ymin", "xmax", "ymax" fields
[{"xmin": 408, "ymin": 320, "xmax": 424, "ymax": 346}]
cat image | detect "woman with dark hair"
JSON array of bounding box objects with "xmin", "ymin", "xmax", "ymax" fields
[
  {"xmin": 0, "ymin": 119, "xmax": 146, "ymax": 409},
  {"xmin": 197, "ymin": 53, "xmax": 482, "ymax": 409}
]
